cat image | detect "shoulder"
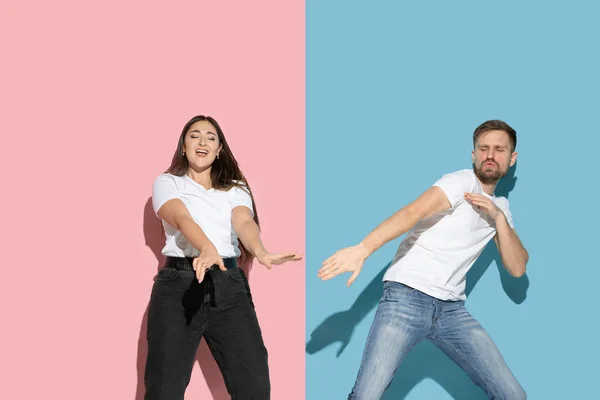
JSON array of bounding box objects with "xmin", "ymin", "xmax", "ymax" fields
[
  {"xmin": 435, "ymin": 169, "xmax": 477, "ymax": 189},
  {"xmin": 153, "ymin": 173, "xmax": 185, "ymax": 192},
  {"xmin": 431, "ymin": 169, "xmax": 477, "ymax": 207},
  {"xmin": 449, "ymin": 169, "xmax": 477, "ymax": 184},
  {"xmin": 226, "ymin": 180, "xmax": 250, "ymax": 194},
  {"xmin": 154, "ymin": 173, "xmax": 184, "ymax": 184},
  {"xmin": 226, "ymin": 181, "xmax": 254, "ymax": 211},
  {"xmin": 151, "ymin": 174, "xmax": 186, "ymax": 214}
]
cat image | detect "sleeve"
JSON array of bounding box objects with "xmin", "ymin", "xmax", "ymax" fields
[
  {"xmin": 432, "ymin": 171, "xmax": 472, "ymax": 208},
  {"xmin": 502, "ymin": 199, "xmax": 515, "ymax": 229},
  {"xmin": 152, "ymin": 174, "xmax": 182, "ymax": 215},
  {"xmin": 229, "ymin": 184, "xmax": 254, "ymax": 217}
]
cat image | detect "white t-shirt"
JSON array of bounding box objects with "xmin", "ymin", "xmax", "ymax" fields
[
  {"xmin": 383, "ymin": 169, "xmax": 515, "ymax": 301},
  {"xmin": 152, "ymin": 173, "xmax": 254, "ymax": 258}
]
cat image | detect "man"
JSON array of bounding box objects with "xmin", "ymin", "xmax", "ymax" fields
[{"xmin": 318, "ymin": 120, "xmax": 528, "ymax": 399}]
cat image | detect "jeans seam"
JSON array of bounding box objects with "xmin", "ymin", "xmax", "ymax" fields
[
  {"xmin": 351, "ymin": 337, "xmax": 425, "ymax": 400},
  {"xmin": 430, "ymin": 335, "xmax": 490, "ymax": 394},
  {"xmin": 206, "ymin": 336, "xmax": 235, "ymax": 397}
]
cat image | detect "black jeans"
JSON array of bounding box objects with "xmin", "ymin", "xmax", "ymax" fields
[{"xmin": 144, "ymin": 258, "xmax": 270, "ymax": 399}]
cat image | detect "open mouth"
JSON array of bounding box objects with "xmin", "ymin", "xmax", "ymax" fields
[{"xmin": 195, "ymin": 149, "xmax": 209, "ymax": 156}]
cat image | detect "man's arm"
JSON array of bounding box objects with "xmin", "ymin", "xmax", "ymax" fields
[
  {"xmin": 463, "ymin": 192, "xmax": 528, "ymax": 278},
  {"xmin": 493, "ymin": 215, "xmax": 528, "ymax": 277},
  {"xmin": 318, "ymin": 186, "xmax": 452, "ymax": 286},
  {"xmin": 360, "ymin": 186, "xmax": 452, "ymax": 256}
]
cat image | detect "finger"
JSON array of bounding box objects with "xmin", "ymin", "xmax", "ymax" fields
[
  {"xmin": 271, "ymin": 253, "xmax": 303, "ymax": 265},
  {"xmin": 274, "ymin": 252, "xmax": 298, "ymax": 262},
  {"xmin": 464, "ymin": 192, "xmax": 485, "ymax": 198},
  {"xmin": 192, "ymin": 258, "xmax": 198, "ymax": 271},
  {"xmin": 322, "ymin": 253, "xmax": 337, "ymax": 265},
  {"xmin": 467, "ymin": 197, "xmax": 487, "ymax": 205},
  {"xmin": 318, "ymin": 259, "xmax": 338, "ymax": 274},
  {"xmin": 265, "ymin": 260, "xmax": 272, "ymax": 270},
  {"xmin": 319, "ymin": 266, "xmax": 345, "ymax": 281},
  {"xmin": 471, "ymin": 201, "xmax": 490, "ymax": 209},
  {"xmin": 466, "ymin": 195, "xmax": 491, "ymax": 204},
  {"xmin": 196, "ymin": 263, "xmax": 206, "ymax": 282},
  {"xmin": 347, "ymin": 270, "xmax": 360, "ymax": 287},
  {"xmin": 217, "ymin": 258, "xmax": 226, "ymax": 271},
  {"xmin": 199, "ymin": 261, "xmax": 210, "ymax": 281},
  {"xmin": 278, "ymin": 255, "xmax": 303, "ymax": 264},
  {"xmin": 318, "ymin": 261, "xmax": 338, "ymax": 276}
]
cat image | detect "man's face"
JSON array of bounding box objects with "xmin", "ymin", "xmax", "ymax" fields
[{"xmin": 472, "ymin": 130, "xmax": 517, "ymax": 184}]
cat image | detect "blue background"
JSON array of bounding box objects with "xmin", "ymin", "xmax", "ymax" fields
[{"xmin": 306, "ymin": 1, "xmax": 599, "ymax": 399}]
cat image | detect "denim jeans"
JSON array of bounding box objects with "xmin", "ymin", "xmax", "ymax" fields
[
  {"xmin": 348, "ymin": 281, "xmax": 526, "ymax": 400},
  {"xmin": 144, "ymin": 264, "xmax": 270, "ymax": 400}
]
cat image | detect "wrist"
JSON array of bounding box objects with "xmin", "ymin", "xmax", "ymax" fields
[
  {"xmin": 253, "ymin": 247, "xmax": 268, "ymax": 259},
  {"xmin": 494, "ymin": 212, "xmax": 507, "ymax": 225},
  {"xmin": 357, "ymin": 242, "xmax": 373, "ymax": 260},
  {"xmin": 199, "ymin": 242, "xmax": 217, "ymax": 253}
]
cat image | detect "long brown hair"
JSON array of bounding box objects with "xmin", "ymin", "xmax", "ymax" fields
[{"xmin": 165, "ymin": 115, "xmax": 260, "ymax": 264}]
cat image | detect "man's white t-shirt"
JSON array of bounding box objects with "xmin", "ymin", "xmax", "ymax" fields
[
  {"xmin": 151, "ymin": 173, "xmax": 254, "ymax": 258},
  {"xmin": 383, "ymin": 169, "xmax": 515, "ymax": 301}
]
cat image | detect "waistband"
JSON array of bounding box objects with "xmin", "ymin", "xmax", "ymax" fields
[{"xmin": 164, "ymin": 256, "xmax": 238, "ymax": 271}]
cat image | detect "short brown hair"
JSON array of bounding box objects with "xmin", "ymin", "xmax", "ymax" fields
[{"xmin": 473, "ymin": 120, "xmax": 517, "ymax": 151}]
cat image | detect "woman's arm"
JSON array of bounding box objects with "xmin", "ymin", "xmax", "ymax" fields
[
  {"xmin": 232, "ymin": 206, "xmax": 303, "ymax": 269},
  {"xmin": 231, "ymin": 206, "xmax": 267, "ymax": 258},
  {"xmin": 157, "ymin": 198, "xmax": 225, "ymax": 278}
]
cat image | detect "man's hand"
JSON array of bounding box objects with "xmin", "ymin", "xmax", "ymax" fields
[
  {"xmin": 193, "ymin": 244, "xmax": 226, "ymax": 283},
  {"xmin": 318, "ymin": 243, "xmax": 370, "ymax": 287},
  {"xmin": 464, "ymin": 192, "xmax": 503, "ymax": 220}
]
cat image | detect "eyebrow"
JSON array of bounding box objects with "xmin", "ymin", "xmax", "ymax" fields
[
  {"xmin": 478, "ymin": 144, "xmax": 508, "ymax": 149},
  {"xmin": 189, "ymin": 129, "xmax": 217, "ymax": 135}
]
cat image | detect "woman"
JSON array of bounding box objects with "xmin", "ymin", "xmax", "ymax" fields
[{"xmin": 144, "ymin": 115, "xmax": 302, "ymax": 400}]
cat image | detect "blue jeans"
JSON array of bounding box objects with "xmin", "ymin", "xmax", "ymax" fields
[{"xmin": 348, "ymin": 281, "xmax": 526, "ymax": 400}]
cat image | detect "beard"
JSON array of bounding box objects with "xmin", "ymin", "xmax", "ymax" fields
[{"xmin": 472, "ymin": 160, "xmax": 507, "ymax": 184}]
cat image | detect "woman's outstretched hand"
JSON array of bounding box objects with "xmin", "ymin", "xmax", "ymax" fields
[{"xmin": 256, "ymin": 251, "xmax": 303, "ymax": 270}]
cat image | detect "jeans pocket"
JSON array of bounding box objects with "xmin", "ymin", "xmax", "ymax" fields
[
  {"xmin": 224, "ymin": 267, "xmax": 246, "ymax": 282},
  {"xmin": 382, "ymin": 281, "xmax": 417, "ymax": 302},
  {"xmin": 154, "ymin": 268, "xmax": 182, "ymax": 282}
]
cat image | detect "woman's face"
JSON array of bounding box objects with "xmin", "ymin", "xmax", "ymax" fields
[{"xmin": 183, "ymin": 120, "xmax": 223, "ymax": 171}]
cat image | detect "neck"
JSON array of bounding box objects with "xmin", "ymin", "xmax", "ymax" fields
[
  {"xmin": 187, "ymin": 167, "xmax": 212, "ymax": 190},
  {"xmin": 478, "ymin": 179, "xmax": 497, "ymax": 196}
]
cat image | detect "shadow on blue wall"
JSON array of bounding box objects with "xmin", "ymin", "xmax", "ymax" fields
[{"xmin": 306, "ymin": 164, "xmax": 529, "ymax": 399}]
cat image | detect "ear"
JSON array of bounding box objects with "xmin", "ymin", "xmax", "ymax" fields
[
  {"xmin": 509, "ymin": 151, "xmax": 518, "ymax": 167},
  {"xmin": 471, "ymin": 149, "xmax": 475, "ymax": 164}
]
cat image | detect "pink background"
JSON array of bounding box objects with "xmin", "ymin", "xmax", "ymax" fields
[{"xmin": 0, "ymin": 1, "xmax": 305, "ymax": 399}]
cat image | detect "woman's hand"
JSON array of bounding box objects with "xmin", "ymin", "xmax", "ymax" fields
[
  {"xmin": 255, "ymin": 251, "xmax": 303, "ymax": 270},
  {"xmin": 192, "ymin": 244, "xmax": 226, "ymax": 283}
]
